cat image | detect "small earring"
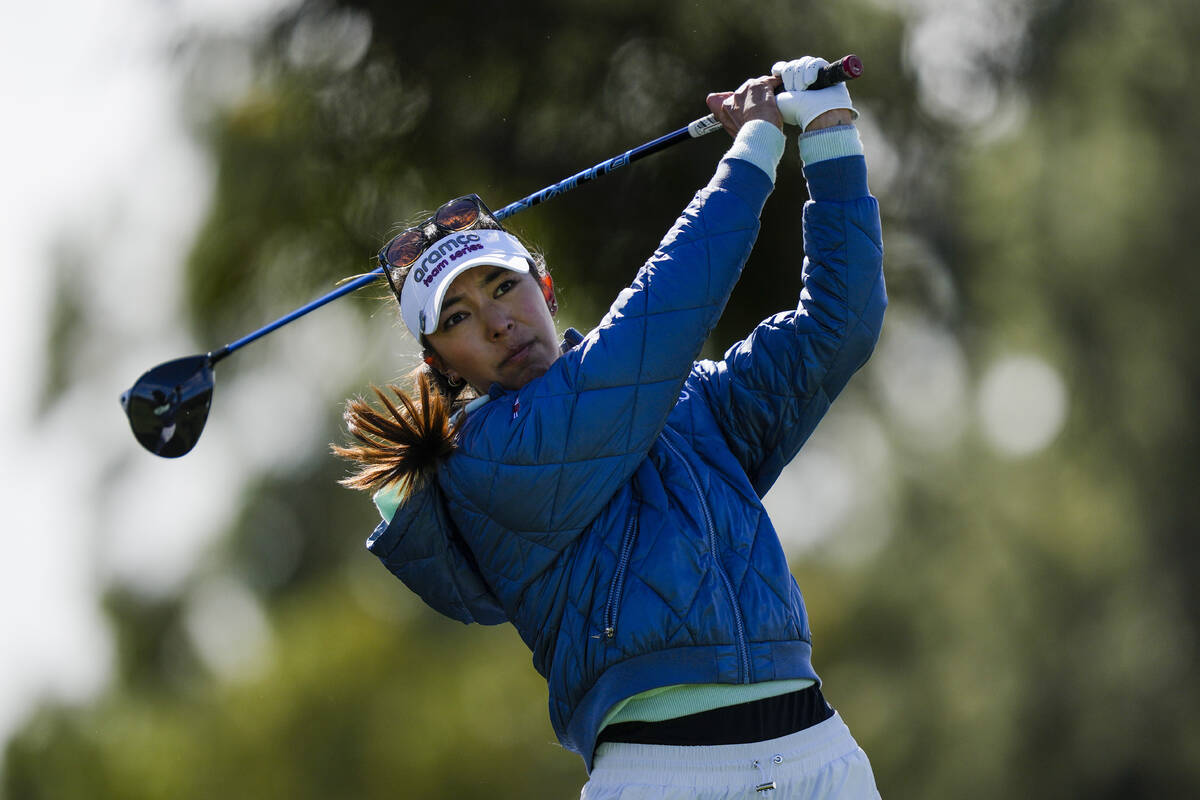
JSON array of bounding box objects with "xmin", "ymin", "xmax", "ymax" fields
[{"xmin": 445, "ymin": 374, "xmax": 465, "ymax": 389}]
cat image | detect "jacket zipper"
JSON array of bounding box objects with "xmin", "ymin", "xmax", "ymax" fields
[
  {"xmin": 601, "ymin": 502, "xmax": 639, "ymax": 640},
  {"xmin": 661, "ymin": 429, "xmax": 751, "ymax": 683}
]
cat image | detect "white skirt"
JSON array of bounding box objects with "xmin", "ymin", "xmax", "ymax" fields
[{"xmin": 580, "ymin": 712, "xmax": 881, "ymax": 800}]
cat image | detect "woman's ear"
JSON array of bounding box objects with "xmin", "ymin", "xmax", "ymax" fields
[
  {"xmin": 540, "ymin": 273, "xmax": 558, "ymax": 315},
  {"xmin": 423, "ymin": 351, "xmax": 447, "ymax": 375},
  {"xmin": 424, "ymin": 351, "xmax": 462, "ymax": 387}
]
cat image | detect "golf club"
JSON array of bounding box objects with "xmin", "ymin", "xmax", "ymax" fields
[{"xmin": 121, "ymin": 55, "xmax": 863, "ymax": 458}]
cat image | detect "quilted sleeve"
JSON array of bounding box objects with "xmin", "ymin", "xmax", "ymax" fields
[
  {"xmin": 444, "ymin": 144, "xmax": 778, "ymax": 538},
  {"xmin": 689, "ymin": 153, "xmax": 887, "ymax": 496},
  {"xmin": 365, "ymin": 484, "xmax": 508, "ymax": 625}
]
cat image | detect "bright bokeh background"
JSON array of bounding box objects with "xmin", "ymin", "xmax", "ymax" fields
[
  {"xmin": 2, "ymin": 0, "xmax": 1197, "ymax": 797},
  {"xmin": 0, "ymin": 0, "xmax": 306, "ymax": 741}
]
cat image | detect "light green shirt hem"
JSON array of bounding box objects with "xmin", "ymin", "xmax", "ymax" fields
[
  {"xmin": 374, "ymin": 484, "xmax": 404, "ymax": 523},
  {"xmin": 599, "ymin": 678, "xmax": 817, "ymax": 731}
]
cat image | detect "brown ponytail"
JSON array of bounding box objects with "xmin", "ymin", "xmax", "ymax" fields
[{"xmin": 332, "ymin": 365, "xmax": 474, "ymax": 495}]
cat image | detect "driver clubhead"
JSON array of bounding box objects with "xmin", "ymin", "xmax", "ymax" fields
[{"xmin": 120, "ymin": 354, "xmax": 215, "ymax": 458}]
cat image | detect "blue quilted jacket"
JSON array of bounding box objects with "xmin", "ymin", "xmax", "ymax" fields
[{"xmin": 366, "ymin": 138, "xmax": 885, "ymax": 769}]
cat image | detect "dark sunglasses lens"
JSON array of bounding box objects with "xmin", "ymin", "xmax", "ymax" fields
[
  {"xmin": 120, "ymin": 355, "xmax": 215, "ymax": 458},
  {"xmin": 436, "ymin": 197, "xmax": 481, "ymax": 231},
  {"xmin": 384, "ymin": 229, "xmax": 428, "ymax": 268}
]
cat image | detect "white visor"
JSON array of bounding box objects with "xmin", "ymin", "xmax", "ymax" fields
[{"xmin": 399, "ymin": 228, "xmax": 534, "ymax": 337}]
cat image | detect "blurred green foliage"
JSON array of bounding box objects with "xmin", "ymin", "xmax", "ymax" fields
[{"xmin": 8, "ymin": 0, "xmax": 1200, "ymax": 797}]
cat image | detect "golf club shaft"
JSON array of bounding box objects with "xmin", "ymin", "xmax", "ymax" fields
[
  {"xmin": 495, "ymin": 54, "xmax": 862, "ymax": 219},
  {"xmin": 210, "ymin": 55, "xmax": 861, "ymax": 363},
  {"xmin": 207, "ymin": 122, "xmax": 720, "ymax": 365},
  {"xmin": 210, "ymin": 271, "xmax": 379, "ymax": 364},
  {"xmin": 210, "ymin": 115, "xmax": 725, "ymax": 363}
]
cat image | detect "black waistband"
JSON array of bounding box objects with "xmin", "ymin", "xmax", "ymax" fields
[{"xmin": 595, "ymin": 684, "xmax": 835, "ymax": 747}]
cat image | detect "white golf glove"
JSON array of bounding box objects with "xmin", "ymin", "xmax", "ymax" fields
[{"xmin": 772, "ymin": 57, "xmax": 858, "ymax": 130}]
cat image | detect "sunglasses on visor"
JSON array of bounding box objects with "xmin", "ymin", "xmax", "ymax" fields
[{"xmin": 378, "ymin": 194, "xmax": 501, "ymax": 297}]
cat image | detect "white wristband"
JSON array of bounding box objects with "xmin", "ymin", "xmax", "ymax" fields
[
  {"xmin": 724, "ymin": 119, "xmax": 786, "ymax": 182},
  {"xmin": 798, "ymin": 125, "xmax": 864, "ymax": 165}
]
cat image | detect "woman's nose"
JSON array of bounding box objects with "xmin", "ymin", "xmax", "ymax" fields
[{"xmin": 482, "ymin": 304, "xmax": 514, "ymax": 338}]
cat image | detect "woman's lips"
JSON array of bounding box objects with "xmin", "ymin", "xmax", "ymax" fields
[{"xmin": 501, "ymin": 341, "xmax": 533, "ymax": 367}]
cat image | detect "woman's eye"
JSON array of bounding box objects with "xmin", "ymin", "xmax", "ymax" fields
[
  {"xmin": 495, "ymin": 279, "xmax": 516, "ymax": 296},
  {"xmin": 442, "ymin": 311, "xmax": 468, "ymax": 330}
]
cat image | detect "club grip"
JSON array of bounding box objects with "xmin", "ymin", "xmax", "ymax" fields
[
  {"xmin": 807, "ymin": 54, "xmax": 863, "ymax": 90},
  {"xmin": 686, "ymin": 55, "xmax": 864, "ymax": 139}
]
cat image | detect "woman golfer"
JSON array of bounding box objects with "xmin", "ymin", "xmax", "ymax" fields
[{"xmin": 337, "ymin": 57, "xmax": 886, "ymax": 798}]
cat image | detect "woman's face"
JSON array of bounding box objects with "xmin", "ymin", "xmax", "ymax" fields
[{"xmin": 424, "ymin": 265, "xmax": 560, "ymax": 393}]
